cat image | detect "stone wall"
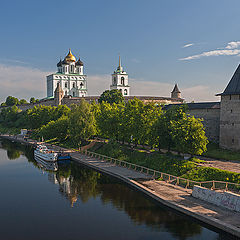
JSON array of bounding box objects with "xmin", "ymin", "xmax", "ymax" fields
[
  {"xmin": 188, "ymin": 108, "xmax": 220, "ymax": 143},
  {"xmin": 192, "ymin": 185, "xmax": 240, "ymax": 212},
  {"xmin": 220, "ymin": 95, "xmax": 240, "ymax": 150}
]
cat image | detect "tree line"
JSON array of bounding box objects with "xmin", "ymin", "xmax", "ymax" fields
[
  {"xmin": 0, "ymin": 90, "xmax": 208, "ymax": 155},
  {"xmin": 1, "ymin": 96, "xmax": 40, "ymax": 107}
]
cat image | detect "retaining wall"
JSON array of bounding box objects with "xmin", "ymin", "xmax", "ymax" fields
[{"xmin": 192, "ymin": 185, "xmax": 240, "ymax": 212}]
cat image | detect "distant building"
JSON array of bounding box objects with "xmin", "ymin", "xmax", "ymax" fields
[
  {"xmin": 171, "ymin": 84, "xmax": 181, "ymax": 99},
  {"xmin": 110, "ymin": 56, "xmax": 130, "ymax": 96},
  {"xmin": 46, "ymin": 49, "xmax": 87, "ymax": 98}
]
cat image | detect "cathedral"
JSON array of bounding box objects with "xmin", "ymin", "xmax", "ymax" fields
[
  {"xmin": 46, "ymin": 49, "xmax": 182, "ymax": 105},
  {"xmin": 46, "ymin": 49, "xmax": 87, "ymax": 98}
]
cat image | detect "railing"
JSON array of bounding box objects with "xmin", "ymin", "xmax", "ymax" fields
[{"xmin": 82, "ymin": 149, "xmax": 240, "ymax": 194}]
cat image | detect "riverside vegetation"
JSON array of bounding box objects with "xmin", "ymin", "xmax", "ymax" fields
[{"xmin": 0, "ymin": 90, "xmax": 240, "ymax": 183}]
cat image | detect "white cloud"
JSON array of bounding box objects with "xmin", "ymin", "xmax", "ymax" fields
[
  {"xmin": 225, "ymin": 41, "xmax": 240, "ymax": 49},
  {"xmin": 182, "ymin": 43, "xmax": 194, "ymax": 48},
  {"xmin": 179, "ymin": 49, "xmax": 240, "ymax": 61},
  {"xmin": 182, "ymin": 85, "xmax": 220, "ymax": 102},
  {"xmin": 87, "ymin": 74, "xmax": 111, "ymax": 96},
  {"xmin": 0, "ymin": 64, "xmax": 50, "ymax": 103}
]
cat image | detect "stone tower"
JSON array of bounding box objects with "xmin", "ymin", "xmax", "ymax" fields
[
  {"xmin": 217, "ymin": 64, "xmax": 240, "ymax": 150},
  {"xmin": 171, "ymin": 84, "xmax": 181, "ymax": 99},
  {"xmin": 110, "ymin": 56, "xmax": 130, "ymax": 96},
  {"xmin": 54, "ymin": 82, "xmax": 64, "ymax": 106}
]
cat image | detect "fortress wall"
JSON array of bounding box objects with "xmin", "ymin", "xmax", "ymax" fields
[
  {"xmin": 220, "ymin": 95, "xmax": 240, "ymax": 150},
  {"xmin": 188, "ymin": 108, "xmax": 220, "ymax": 142},
  {"xmin": 192, "ymin": 185, "xmax": 240, "ymax": 212}
]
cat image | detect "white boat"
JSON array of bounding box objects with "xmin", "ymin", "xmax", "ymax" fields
[{"xmin": 34, "ymin": 145, "xmax": 58, "ymax": 162}]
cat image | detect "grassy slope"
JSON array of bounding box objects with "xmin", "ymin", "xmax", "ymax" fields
[
  {"xmin": 203, "ymin": 142, "xmax": 240, "ymax": 161},
  {"xmin": 90, "ymin": 141, "xmax": 240, "ymax": 184}
]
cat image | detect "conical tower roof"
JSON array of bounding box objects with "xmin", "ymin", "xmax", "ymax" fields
[
  {"xmin": 218, "ymin": 64, "xmax": 240, "ymax": 95},
  {"xmin": 171, "ymin": 84, "xmax": 181, "ymax": 93}
]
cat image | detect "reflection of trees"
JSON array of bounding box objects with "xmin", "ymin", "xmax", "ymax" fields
[
  {"xmin": 55, "ymin": 162, "xmax": 202, "ymax": 240},
  {"xmin": 1, "ymin": 139, "xmax": 22, "ymax": 160}
]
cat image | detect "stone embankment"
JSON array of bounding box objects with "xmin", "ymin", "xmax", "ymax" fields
[{"xmin": 1, "ymin": 134, "xmax": 240, "ymax": 238}]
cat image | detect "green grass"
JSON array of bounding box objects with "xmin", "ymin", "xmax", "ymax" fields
[
  {"xmin": 203, "ymin": 142, "xmax": 240, "ymax": 161},
  {"xmin": 89, "ymin": 141, "xmax": 240, "ymax": 184},
  {"xmin": 181, "ymin": 166, "xmax": 240, "ymax": 183}
]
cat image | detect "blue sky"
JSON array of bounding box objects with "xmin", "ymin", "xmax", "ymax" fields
[{"xmin": 0, "ymin": 0, "xmax": 240, "ymax": 102}]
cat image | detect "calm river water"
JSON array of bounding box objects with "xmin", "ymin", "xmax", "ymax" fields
[{"xmin": 0, "ymin": 140, "xmax": 234, "ymax": 240}]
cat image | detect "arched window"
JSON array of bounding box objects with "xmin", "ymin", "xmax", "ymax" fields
[
  {"xmin": 65, "ymin": 91, "xmax": 67, "ymax": 95},
  {"xmin": 80, "ymin": 82, "xmax": 83, "ymax": 88},
  {"xmin": 73, "ymin": 83, "xmax": 75, "ymax": 88},
  {"xmin": 121, "ymin": 77, "xmax": 125, "ymax": 85},
  {"xmin": 113, "ymin": 77, "xmax": 117, "ymax": 85},
  {"xmin": 71, "ymin": 65, "xmax": 74, "ymax": 73},
  {"xmin": 73, "ymin": 92, "xmax": 75, "ymax": 97},
  {"xmin": 65, "ymin": 82, "xmax": 67, "ymax": 88},
  {"xmin": 124, "ymin": 89, "xmax": 127, "ymax": 95}
]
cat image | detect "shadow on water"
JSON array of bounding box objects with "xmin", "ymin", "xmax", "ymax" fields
[{"xmin": 0, "ymin": 139, "xmax": 235, "ymax": 240}]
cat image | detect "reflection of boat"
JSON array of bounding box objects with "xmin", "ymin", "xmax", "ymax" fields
[
  {"xmin": 35, "ymin": 155, "xmax": 58, "ymax": 171},
  {"xmin": 34, "ymin": 145, "xmax": 58, "ymax": 162}
]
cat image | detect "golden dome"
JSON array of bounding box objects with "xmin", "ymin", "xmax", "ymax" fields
[{"xmin": 64, "ymin": 49, "xmax": 76, "ymax": 62}]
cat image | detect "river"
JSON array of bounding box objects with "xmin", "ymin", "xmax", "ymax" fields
[{"xmin": 0, "ymin": 140, "xmax": 233, "ymax": 240}]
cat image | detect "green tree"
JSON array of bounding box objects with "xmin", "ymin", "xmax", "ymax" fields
[
  {"xmin": 26, "ymin": 105, "xmax": 70, "ymax": 129},
  {"xmin": 99, "ymin": 89, "xmax": 124, "ymax": 104},
  {"xmin": 39, "ymin": 115, "xmax": 69, "ymax": 141},
  {"xmin": 69, "ymin": 100, "xmax": 96, "ymax": 148},
  {"xmin": 0, "ymin": 105, "xmax": 21, "ymax": 127},
  {"xmin": 5, "ymin": 96, "xmax": 19, "ymax": 106},
  {"xmin": 30, "ymin": 97, "xmax": 36, "ymax": 103},
  {"xmin": 151, "ymin": 105, "xmax": 187, "ymax": 151},
  {"xmin": 19, "ymin": 99, "xmax": 28, "ymax": 105},
  {"xmin": 96, "ymin": 101, "xmax": 124, "ymax": 140},
  {"xmin": 173, "ymin": 114, "xmax": 208, "ymax": 156}
]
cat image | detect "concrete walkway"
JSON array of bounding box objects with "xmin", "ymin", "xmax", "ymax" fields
[{"xmin": 71, "ymin": 152, "xmax": 151, "ymax": 179}]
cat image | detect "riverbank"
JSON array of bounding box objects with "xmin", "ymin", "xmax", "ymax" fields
[{"xmin": 1, "ymin": 134, "xmax": 240, "ymax": 238}]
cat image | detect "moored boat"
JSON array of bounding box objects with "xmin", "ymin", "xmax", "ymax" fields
[{"xmin": 34, "ymin": 145, "xmax": 58, "ymax": 162}]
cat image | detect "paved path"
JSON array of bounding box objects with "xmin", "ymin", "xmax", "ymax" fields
[
  {"xmin": 71, "ymin": 152, "xmax": 151, "ymax": 180},
  {"xmin": 196, "ymin": 157, "xmax": 240, "ymax": 173},
  {"xmin": 138, "ymin": 180, "xmax": 240, "ymax": 234}
]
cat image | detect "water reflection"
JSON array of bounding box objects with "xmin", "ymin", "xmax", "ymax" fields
[
  {"xmin": 53, "ymin": 163, "xmax": 203, "ymax": 239},
  {"xmin": 0, "ymin": 139, "xmax": 231, "ymax": 240},
  {"xmin": 1, "ymin": 140, "xmax": 22, "ymax": 160}
]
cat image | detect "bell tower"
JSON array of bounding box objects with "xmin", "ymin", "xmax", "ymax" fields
[{"xmin": 110, "ymin": 56, "xmax": 130, "ymax": 96}]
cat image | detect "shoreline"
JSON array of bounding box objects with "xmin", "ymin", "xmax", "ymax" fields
[{"xmin": 1, "ymin": 134, "xmax": 240, "ymax": 239}]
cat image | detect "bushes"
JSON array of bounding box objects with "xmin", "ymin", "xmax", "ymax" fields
[{"xmin": 181, "ymin": 167, "xmax": 240, "ymax": 183}]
